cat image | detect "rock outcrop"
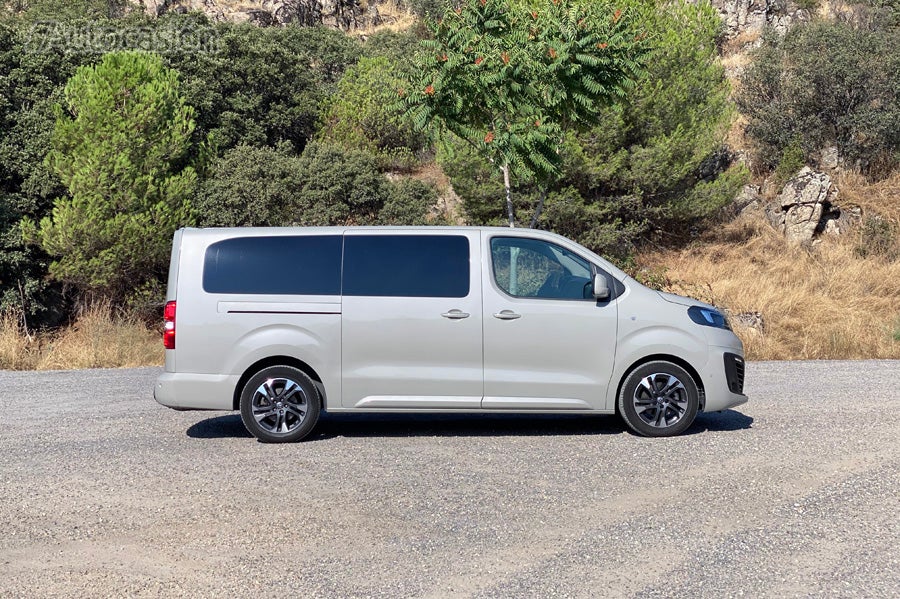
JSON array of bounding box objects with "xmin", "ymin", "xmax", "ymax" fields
[
  {"xmin": 140, "ymin": 0, "xmax": 387, "ymax": 30},
  {"xmin": 763, "ymin": 167, "xmax": 863, "ymax": 241},
  {"xmin": 708, "ymin": 0, "xmax": 812, "ymax": 41}
]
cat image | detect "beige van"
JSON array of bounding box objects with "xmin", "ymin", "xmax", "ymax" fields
[{"xmin": 154, "ymin": 227, "xmax": 747, "ymax": 441}]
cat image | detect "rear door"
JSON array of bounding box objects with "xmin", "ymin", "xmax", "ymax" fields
[
  {"xmin": 481, "ymin": 234, "xmax": 618, "ymax": 410},
  {"xmin": 340, "ymin": 231, "xmax": 483, "ymax": 409}
]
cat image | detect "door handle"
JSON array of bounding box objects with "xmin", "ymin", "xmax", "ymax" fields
[
  {"xmin": 441, "ymin": 310, "xmax": 470, "ymax": 320},
  {"xmin": 493, "ymin": 310, "xmax": 521, "ymax": 320}
]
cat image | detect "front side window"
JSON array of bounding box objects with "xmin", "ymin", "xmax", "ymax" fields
[
  {"xmin": 490, "ymin": 237, "xmax": 593, "ymax": 300},
  {"xmin": 343, "ymin": 235, "xmax": 470, "ymax": 298}
]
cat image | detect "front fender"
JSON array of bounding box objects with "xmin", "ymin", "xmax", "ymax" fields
[{"xmin": 605, "ymin": 324, "xmax": 709, "ymax": 410}]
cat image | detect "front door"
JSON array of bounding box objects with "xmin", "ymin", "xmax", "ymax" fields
[
  {"xmin": 341, "ymin": 231, "xmax": 483, "ymax": 409},
  {"xmin": 482, "ymin": 234, "xmax": 618, "ymax": 410}
]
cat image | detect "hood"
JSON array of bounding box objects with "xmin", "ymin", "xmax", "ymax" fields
[{"xmin": 656, "ymin": 291, "xmax": 716, "ymax": 311}]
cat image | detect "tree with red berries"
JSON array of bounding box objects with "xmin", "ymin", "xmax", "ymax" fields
[{"xmin": 402, "ymin": 0, "xmax": 649, "ymax": 226}]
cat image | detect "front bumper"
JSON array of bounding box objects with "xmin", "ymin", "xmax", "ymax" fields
[{"xmin": 700, "ymin": 345, "xmax": 749, "ymax": 412}]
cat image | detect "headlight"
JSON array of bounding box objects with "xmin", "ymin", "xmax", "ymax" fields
[{"xmin": 688, "ymin": 306, "xmax": 731, "ymax": 330}]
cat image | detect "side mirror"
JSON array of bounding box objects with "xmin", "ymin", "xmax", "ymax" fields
[{"xmin": 592, "ymin": 274, "xmax": 610, "ymax": 300}]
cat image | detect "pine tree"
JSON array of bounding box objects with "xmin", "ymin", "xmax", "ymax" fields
[{"xmin": 22, "ymin": 51, "xmax": 202, "ymax": 303}]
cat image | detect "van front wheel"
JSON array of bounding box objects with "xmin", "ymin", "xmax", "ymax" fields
[
  {"xmin": 618, "ymin": 361, "xmax": 699, "ymax": 437},
  {"xmin": 239, "ymin": 366, "xmax": 320, "ymax": 443}
]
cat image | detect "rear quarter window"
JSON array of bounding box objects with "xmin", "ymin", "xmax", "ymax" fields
[
  {"xmin": 203, "ymin": 235, "xmax": 342, "ymax": 295},
  {"xmin": 342, "ymin": 235, "xmax": 470, "ymax": 298}
]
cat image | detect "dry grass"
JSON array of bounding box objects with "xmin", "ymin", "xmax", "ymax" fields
[
  {"xmin": 637, "ymin": 177, "xmax": 900, "ymax": 360},
  {"xmin": 0, "ymin": 304, "xmax": 163, "ymax": 371},
  {"xmin": 353, "ymin": 0, "xmax": 417, "ymax": 37}
]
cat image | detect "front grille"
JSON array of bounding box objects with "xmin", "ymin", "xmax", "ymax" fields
[{"xmin": 724, "ymin": 353, "xmax": 745, "ymax": 394}]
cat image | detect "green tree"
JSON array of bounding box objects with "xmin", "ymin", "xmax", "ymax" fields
[
  {"xmin": 196, "ymin": 141, "xmax": 437, "ymax": 228},
  {"xmin": 562, "ymin": 0, "xmax": 742, "ymax": 228},
  {"xmin": 737, "ymin": 20, "xmax": 900, "ymax": 175},
  {"xmin": 402, "ymin": 0, "xmax": 648, "ymax": 226},
  {"xmin": 164, "ymin": 19, "xmax": 361, "ymax": 154},
  {"xmin": 0, "ymin": 22, "xmax": 92, "ymax": 326},
  {"xmin": 319, "ymin": 55, "xmax": 427, "ymax": 157},
  {"xmin": 195, "ymin": 143, "xmax": 305, "ymax": 228},
  {"xmin": 452, "ymin": 0, "xmax": 741, "ymax": 259},
  {"xmin": 23, "ymin": 51, "xmax": 200, "ymax": 303}
]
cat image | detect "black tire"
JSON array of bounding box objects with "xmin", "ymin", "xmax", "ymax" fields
[
  {"xmin": 618, "ymin": 361, "xmax": 699, "ymax": 437},
  {"xmin": 239, "ymin": 365, "xmax": 321, "ymax": 443}
]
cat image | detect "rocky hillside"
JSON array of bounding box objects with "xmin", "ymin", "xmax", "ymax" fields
[
  {"xmin": 139, "ymin": 0, "xmax": 403, "ymax": 29},
  {"xmin": 138, "ymin": 0, "xmax": 812, "ymax": 35}
]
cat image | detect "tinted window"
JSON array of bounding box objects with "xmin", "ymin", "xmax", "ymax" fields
[
  {"xmin": 491, "ymin": 237, "xmax": 593, "ymax": 300},
  {"xmin": 203, "ymin": 235, "xmax": 342, "ymax": 295},
  {"xmin": 343, "ymin": 235, "xmax": 469, "ymax": 297}
]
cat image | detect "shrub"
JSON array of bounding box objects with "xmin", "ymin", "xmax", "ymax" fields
[
  {"xmin": 450, "ymin": 0, "xmax": 740, "ymax": 258},
  {"xmin": 195, "ymin": 144, "xmax": 306, "ymax": 228},
  {"xmin": 737, "ymin": 20, "xmax": 900, "ymax": 176},
  {"xmin": 855, "ymin": 215, "xmax": 898, "ymax": 260},
  {"xmin": 379, "ymin": 179, "xmax": 441, "ymax": 225},
  {"xmin": 0, "ymin": 23, "xmax": 90, "ymax": 326},
  {"xmin": 164, "ymin": 20, "xmax": 361, "ymax": 154},
  {"xmin": 407, "ymin": 0, "xmax": 456, "ymax": 19},
  {"xmin": 318, "ymin": 56, "xmax": 427, "ymax": 155}
]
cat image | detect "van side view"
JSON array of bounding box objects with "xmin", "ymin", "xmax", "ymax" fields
[{"xmin": 154, "ymin": 227, "xmax": 747, "ymax": 441}]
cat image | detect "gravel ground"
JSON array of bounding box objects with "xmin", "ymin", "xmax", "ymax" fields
[{"xmin": 0, "ymin": 361, "xmax": 898, "ymax": 598}]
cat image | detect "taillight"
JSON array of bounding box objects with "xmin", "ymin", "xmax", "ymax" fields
[{"xmin": 163, "ymin": 301, "xmax": 176, "ymax": 349}]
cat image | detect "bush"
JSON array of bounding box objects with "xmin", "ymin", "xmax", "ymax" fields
[
  {"xmin": 407, "ymin": 0, "xmax": 456, "ymax": 19},
  {"xmin": 195, "ymin": 144, "xmax": 305, "ymax": 227},
  {"xmin": 563, "ymin": 0, "xmax": 739, "ymax": 225},
  {"xmin": 737, "ymin": 20, "xmax": 900, "ymax": 176},
  {"xmin": 164, "ymin": 20, "xmax": 362, "ymax": 154},
  {"xmin": 855, "ymin": 215, "xmax": 898, "ymax": 260},
  {"xmin": 0, "ymin": 23, "xmax": 90, "ymax": 326},
  {"xmin": 379, "ymin": 179, "xmax": 441, "ymax": 225},
  {"xmin": 318, "ymin": 56, "xmax": 427, "ymax": 156}
]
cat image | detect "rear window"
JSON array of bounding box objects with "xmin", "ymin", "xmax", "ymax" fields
[
  {"xmin": 203, "ymin": 235, "xmax": 342, "ymax": 295},
  {"xmin": 342, "ymin": 235, "xmax": 469, "ymax": 298}
]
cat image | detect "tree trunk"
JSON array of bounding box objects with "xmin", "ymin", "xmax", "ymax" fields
[
  {"xmin": 502, "ymin": 163, "xmax": 515, "ymax": 228},
  {"xmin": 529, "ymin": 186, "xmax": 549, "ymax": 228}
]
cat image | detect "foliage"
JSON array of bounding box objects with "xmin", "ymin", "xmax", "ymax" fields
[
  {"xmin": 379, "ymin": 178, "xmax": 442, "ymax": 225},
  {"xmin": 197, "ymin": 141, "xmax": 436, "ymax": 228},
  {"xmin": 195, "ymin": 143, "xmax": 305, "ymax": 228},
  {"xmin": 164, "ymin": 19, "xmax": 361, "ymax": 154},
  {"xmin": 538, "ymin": 187, "xmax": 646, "ymax": 259},
  {"xmin": 1, "ymin": 0, "xmax": 131, "ymax": 20},
  {"xmin": 737, "ymin": 20, "xmax": 900, "ymax": 176},
  {"xmin": 402, "ymin": 0, "xmax": 649, "ymax": 225},
  {"xmin": 560, "ymin": 0, "xmax": 740, "ymax": 246},
  {"xmin": 23, "ymin": 51, "xmax": 200, "ymax": 303},
  {"xmin": 0, "ymin": 22, "xmax": 93, "ymax": 325},
  {"xmin": 773, "ymin": 140, "xmax": 805, "ymax": 188},
  {"xmin": 855, "ymin": 215, "xmax": 898, "ymax": 260},
  {"xmin": 319, "ymin": 56, "xmax": 427, "ymax": 156},
  {"xmin": 407, "ymin": 0, "xmax": 456, "ymax": 19},
  {"xmin": 451, "ymin": 0, "xmax": 740, "ymax": 257}
]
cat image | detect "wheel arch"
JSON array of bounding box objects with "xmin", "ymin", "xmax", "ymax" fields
[
  {"xmin": 233, "ymin": 356, "xmax": 326, "ymax": 411},
  {"xmin": 614, "ymin": 354, "xmax": 706, "ymax": 413}
]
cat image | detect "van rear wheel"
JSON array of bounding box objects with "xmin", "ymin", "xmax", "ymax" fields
[
  {"xmin": 239, "ymin": 366, "xmax": 320, "ymax": 443},
  {"xmin": 618, "ymin": 361, "xmax": 699, "ymax": 437}
]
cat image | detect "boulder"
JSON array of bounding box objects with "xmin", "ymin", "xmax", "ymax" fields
[{"xmin": 767, "ymin": 167, "xmax": 838, "ymax": 242}]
